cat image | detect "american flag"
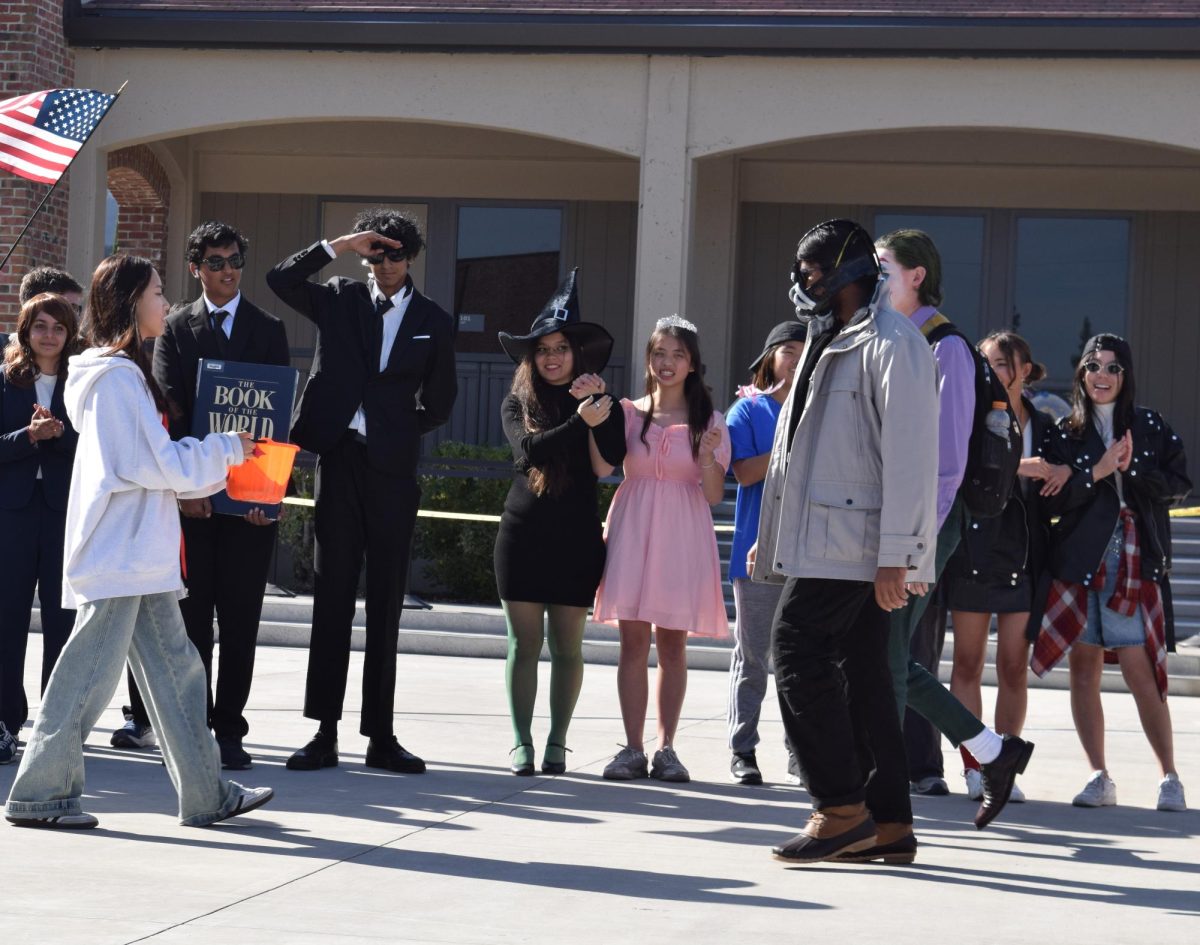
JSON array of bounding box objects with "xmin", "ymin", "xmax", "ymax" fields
[{"xmin": 0, "ymin": 88, "xmax": 118, "ymax": 186}]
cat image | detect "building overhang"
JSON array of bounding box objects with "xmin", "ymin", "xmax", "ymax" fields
[{"xmin": 64, "ymin": 3, "xmax": 1200, "ymax": 58}]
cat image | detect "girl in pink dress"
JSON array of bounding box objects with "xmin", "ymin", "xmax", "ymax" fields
[{"xmin": 594, "ymin": 315, "xmax": 731, "ymax": 783}]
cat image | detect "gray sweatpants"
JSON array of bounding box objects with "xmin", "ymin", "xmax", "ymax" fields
[{"xmin": 727, "ymin": 578, "xmax": 785, "ymax": 754}]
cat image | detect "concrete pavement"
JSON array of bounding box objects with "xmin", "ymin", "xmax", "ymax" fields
[{"xmin": 3, "ymin": 636, "xmax": 1197, "ymax": 945}]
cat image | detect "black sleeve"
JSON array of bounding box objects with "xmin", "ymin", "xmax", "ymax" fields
[
  {"xmin": 0, "ymin": 377, "xmax": 37, "ymax": 463},
  {"xmin": 501, "ymin": 394, "xmax": 585, "ymax": 466},
  {"xmin": 1132, "ymin": 413, "xmax": 1192, "ymax": 508},
  {"xmin": 266, "ymin": 242, "xmax": 339, "ymax": 326},
  {"xmin": 153, "ymin": 319, "xmax": 190, "ymax": 441},
  {"xmin": 1039, "ymin": 423, "xmax": 1103, "ymax": 520},
  {"xmin": 591, "ymin": 398, "xmax": 627, "ymax": 467},
  {"xmin": 417, "ymin": 309, "xmax": 457, "ymax": 435}
]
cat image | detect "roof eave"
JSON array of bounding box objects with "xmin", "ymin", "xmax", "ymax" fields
[{"xmin": 62, "ymin": 4, "xmax": 1200, "ymax": 57}]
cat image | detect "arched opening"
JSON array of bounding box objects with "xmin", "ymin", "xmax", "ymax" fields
[{"xmin": 106, "ymin": 146, "xmax": 171, "ymax": 274}]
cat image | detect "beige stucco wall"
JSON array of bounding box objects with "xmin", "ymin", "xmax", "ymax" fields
[{"xmin": 67, "ymin": 47, "xmax": 1200, "ymax": 402}]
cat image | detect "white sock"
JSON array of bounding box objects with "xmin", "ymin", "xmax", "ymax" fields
[{"xmin": 961, "ymin": 728, "xmax": 1003, "ymax": 765}]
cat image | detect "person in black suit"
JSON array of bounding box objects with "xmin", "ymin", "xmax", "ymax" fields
[
  {"xmin": 267, "ymin": 207, "xmax": 456, "ymax": 774},
  {"xmin": 108, "ymin": 222, "xmax": 291, "ymax": 771},
  {"xmin": 0, "ymin": 293, "xmax": 80, "ymax": 764}
]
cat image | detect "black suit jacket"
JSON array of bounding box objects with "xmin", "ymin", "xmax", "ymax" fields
[
  {"xmin": 0, "ymin": 366, "xmax": 78, "ymax": 511},
  {"xmin": 267, "ymin": 242, "xmax": 457, "ymax": 474},
  {"xmin": 154, "ymin": 295, "xmax": 292, "ymax": 442}
]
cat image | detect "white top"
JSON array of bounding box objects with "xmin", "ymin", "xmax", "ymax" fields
[
  {"xmin": 59, "ymin": 350, "xmax": 244, "ymax": 608},
  {"xmin": 33, "ymin": 372, "xmax": 56, "ymax": 480},
  {"xmin": 1093, "ymin": 401, "xmax": 1125, "ymax": 506},
  {"xmin": 202, "ymin": 291, "xmax": 241, "ymax": 339}
]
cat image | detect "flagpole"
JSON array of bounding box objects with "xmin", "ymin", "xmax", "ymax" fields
[{"xmin": 0, "ymin": 81, "xmax": 129, "ymax": 274}]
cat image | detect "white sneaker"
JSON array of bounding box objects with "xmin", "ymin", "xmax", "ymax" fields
[
  {"xmin": 963, "ymin": 768, "xmax": 983, "ymax": 801},
  {"xmin": 6, "ymin": 812, "xmax": 99, "ymax": 830},
  {"xmin": 1072, "ymin": 771, "xmax": 1117, "ymax": 808},
  {"xmin": 1157, "ymin": 773, "xmax": 1187, "ymax": 812},
  {"xmin": 1008, "ymin": 781, "xmax": 1026, "ymax": 804}
]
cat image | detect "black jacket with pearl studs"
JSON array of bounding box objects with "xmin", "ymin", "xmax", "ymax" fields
[{"xmin": 1039, "ymin": 405, "xmax": 1191, "ymax": 647}]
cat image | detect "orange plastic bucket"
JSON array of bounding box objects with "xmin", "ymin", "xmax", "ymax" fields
[{"xmin": 226, "ymin": 439, "xmax": 300, "ymax": 504}]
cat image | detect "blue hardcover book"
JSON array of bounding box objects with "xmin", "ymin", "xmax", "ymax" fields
[{"xmin": 190, "ymin": 358, "xmax": 300, "ymax": 518}]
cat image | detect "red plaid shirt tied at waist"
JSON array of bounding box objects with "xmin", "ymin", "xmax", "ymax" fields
[{"xmin": 1031, "ymin": 507, "xmax": 1168, "ymax": 700}]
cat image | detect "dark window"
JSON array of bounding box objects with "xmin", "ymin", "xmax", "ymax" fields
[
  {"xmin": 453, "ymin": 206, "xmax": 563, "ymax": 354},
  {"xmin": 1012, "ymin": 216, "xmax": 1130, "ymax": 386}
]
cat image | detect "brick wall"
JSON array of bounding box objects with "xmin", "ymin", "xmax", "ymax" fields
[
  {"xmin": 107, "ymin": 145, "xmax": 171, "ymax": 275},
  {"xmin": 0, "ymin": 1, "xmax": 75, "ymax": 330}
]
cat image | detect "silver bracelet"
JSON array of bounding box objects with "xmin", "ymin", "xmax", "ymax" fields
[{"xmin": 701, "ymin": 459, "xmax": 716, "ymax": 469}]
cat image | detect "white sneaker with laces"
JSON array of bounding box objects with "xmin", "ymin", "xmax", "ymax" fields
[
  {"xmin": 1072, "ymin": 771, "xmax": 1117, "ymax": 807},
  {"xmin": 963, "ymin": 768, "xmax": 983, "ymax": 801},
  {"xmin": 1156, "ymin": 773, "xmax": 1187, "ymax": 812}
]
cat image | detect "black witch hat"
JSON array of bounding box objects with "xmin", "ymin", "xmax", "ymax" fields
[{"xmin": 497, "ymin": 268, "xmax": 614, "ymax": 373}]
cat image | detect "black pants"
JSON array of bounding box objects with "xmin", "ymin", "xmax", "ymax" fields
[
  {"xmin": 772, "ymin": 576, "xmax": 912, "ymax": 825},
  {"xmin": 0, "ymin": 482, "xmax": 74, "ymax": 732},
  {"xmin": 305, "ymin": 435, "xmax": 420, "ymax": 738},
  {"xmin": 904, "ymin": 589, "xmax": 949, "ymax": 781},
  {"xmin": 127, "ymin": 513, "xmax": 276, "ymax": 738}
]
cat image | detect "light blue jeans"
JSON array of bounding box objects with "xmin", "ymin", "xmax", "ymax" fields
[{"xmin": 6, "ymin": 592, "xmax": 245, "ymax": 826}]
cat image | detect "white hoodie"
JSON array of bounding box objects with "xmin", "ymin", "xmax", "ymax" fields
[{"xmin": 61, "ymin": 349, "xmax": 244, "ymax": 608}]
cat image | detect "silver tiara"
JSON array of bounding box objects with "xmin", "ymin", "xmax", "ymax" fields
[{"xmin": 655, "ymin": 314, "xmax": 698, "ymax": 334}]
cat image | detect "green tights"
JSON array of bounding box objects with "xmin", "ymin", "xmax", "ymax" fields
[{"xmin": 502, "ymin": 601, "xmax": 587, "ymax": 758}]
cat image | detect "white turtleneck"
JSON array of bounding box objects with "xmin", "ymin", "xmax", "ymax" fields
[{"xmin": 1092, "ymin": 401, "xmax": 1125, "ymax": 506}]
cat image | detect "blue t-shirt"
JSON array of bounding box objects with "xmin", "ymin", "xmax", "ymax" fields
[{"xmin": 725, "ymin": 393, "xmax": 783, "ymax": 581}]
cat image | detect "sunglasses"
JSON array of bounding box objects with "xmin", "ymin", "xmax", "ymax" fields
[
  {"xmin": 364, "ymin": 245, "xmax": 408, "ymax": 264},
  {"xmin": 1084, "ymin": 360, "xmax": 1125, "ymax": 377},
  {"xmin": 198, "ymin": 253, "xmax": 245, "ymax": 272}
]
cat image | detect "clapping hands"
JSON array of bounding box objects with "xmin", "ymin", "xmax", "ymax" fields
[{"xmin": 28, "ymin": 404, "xmax": 63, "ymax": 441}]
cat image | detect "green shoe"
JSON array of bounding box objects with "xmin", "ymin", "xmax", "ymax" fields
[
  {"xmin": 510, "ymin": 743, "xmax": 535, "ymax": 776},
  {"xmin": 541, "ymin": 742, "xmax": 572, "ymax": 775}
]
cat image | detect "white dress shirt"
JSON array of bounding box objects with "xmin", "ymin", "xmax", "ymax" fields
[
  {"xmin": 349, "ymin": 280, "xmax": 413, "ymax": 438},
  {"xmin": 203, "ymin": 291, "xmax": 241, "ymax": 339},
  {"xmin": 34, "ymin": 372, "xmax": 56, "ymax": 480}
]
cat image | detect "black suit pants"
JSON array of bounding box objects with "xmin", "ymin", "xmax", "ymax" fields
[
  {"xmin": 305, "ymin": 435, "xmax": 420, "ymax": 738},
  {"xmin": 772, "ymin": 576, "xmax": 912, "ymax": 824},
  {"xmin": 0, "ymin": 482, "xmax": 74, "ymax": 732},
  {"xmin": 127, "ymin": 512, "xmax": 276, "ymax": 738}
]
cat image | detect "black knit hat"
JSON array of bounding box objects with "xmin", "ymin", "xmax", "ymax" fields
[
  {"xmin": 749, "ymin": 320, "xmax": 808, "ymax": 373},
  {"xmin": 497, "ymin": 268, "xmax": 614, "ymax": 373}
]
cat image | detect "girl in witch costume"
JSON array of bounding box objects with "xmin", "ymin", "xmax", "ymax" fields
[
  {"xmin": 594, "ymin": 316, "xmax": 731, "ymax": 784},
  {"xmin": 495, "ymin": 270, "xmax": 626, "ymax": 776},
  {"xmin": 1032, "ymin": 333, "xmax": 1190, "ymax": 812}
]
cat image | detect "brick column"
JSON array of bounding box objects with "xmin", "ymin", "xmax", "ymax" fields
[
  {"xmin": 0, "ymin": 1, "xmax": 75, "ymax": 329},
  {"xmin": 107, "ymin": 146, "xmax": 171, "ymax": 275}
]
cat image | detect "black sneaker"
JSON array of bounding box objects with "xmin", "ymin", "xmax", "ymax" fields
[
  {"xmin": 217, "ymin": 736, "xmax": 253, "ymax": 771},
  {"xmin": 730, "ymin": 751, "xmax": 763, "ymax": 785},
  {"xmin": 110, "ymin": 707, "xmax": 156, "ymax": 749},
  {"xmin": 0, "ymin": 722, "xmax": 16, "ymax": 765}
]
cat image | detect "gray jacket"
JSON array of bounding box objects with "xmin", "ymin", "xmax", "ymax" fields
[{"xmin": 754, "ymin": 296, "xmax": 940, "ymax": 585}]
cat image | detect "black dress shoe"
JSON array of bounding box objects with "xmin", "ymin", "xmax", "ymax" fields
[
  {"xmin": 365, "ymin": 736, "xmax": 426, "ymax": 774},
  {"xmin": 975, "ymin": 735, "xmax": 1034, "ymax": 830},
  {"xmin": 730, "ymin": 751, "xmax": 763, "ymax": 785},
  {"xmin": 511, "ymin": 743, "xmax": 535, "ymax": 776},
  {"xmin": 216, "ymin": 736, "xmax": 253, "ymax": 771},
  {"xmin": 540, "ymin": 742, "xmax": 571, "ymax": 775},
  {"xmin": 286, "ymin": 732, "xmax": 338, "ymax": 771}
]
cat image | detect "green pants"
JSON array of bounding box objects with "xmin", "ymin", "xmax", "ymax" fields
[{"xmin": 887, "ymin": 498, "xmax": 984, "ymax": 747}]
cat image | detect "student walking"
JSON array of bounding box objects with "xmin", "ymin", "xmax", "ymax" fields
[
  {"xmin": 594, "ymin": 316, "xmax": 730, "ymax": 784},
  {"xmin": 4, "ymin": 255, "xmax": 273, "ymax": 830},
  {"xmin": 1033, "ymin": 333, "xmax": 1190, "ymax": 812},
  {"xmin": 494, "ymin": 271, "xmax": 625, "ymax": 775}
]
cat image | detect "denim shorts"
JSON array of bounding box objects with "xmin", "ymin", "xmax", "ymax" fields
[{"xmin": 1079, "ymin": 522, "xmax": 1146, "ymax": 649}]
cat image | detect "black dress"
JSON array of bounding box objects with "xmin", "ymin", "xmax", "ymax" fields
[{"xmin": 493, "ymin": 386, "xmax": 626, "ymax": 606}]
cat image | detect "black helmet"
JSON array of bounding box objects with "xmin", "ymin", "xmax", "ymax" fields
[{"xmin": 788, "ymin": 219, "xmax": 879, "ymax": 317}]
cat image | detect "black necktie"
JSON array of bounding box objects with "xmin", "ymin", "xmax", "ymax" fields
[
  {"xmin": 210, "ymin": 310, "xmax": 229, "ymax": 355},
  {"xmin": 372, "ymin": 297, "xmax": 392, "ymax": 365}
]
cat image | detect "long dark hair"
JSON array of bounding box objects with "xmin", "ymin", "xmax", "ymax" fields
[
  {"xmin": 3, "ymin": 293, "xmax": 80, "ymax": 387},
  {"xmin": 85, "ymin": 254, "xmax": 173, "ymax": 415},
  {"xmin": 1064, "ymin": 333, "xmax": 1136, "ymax": 438},
  {"xmin": 508, "ymin": 332, "xmax": 586, "ymax": 497},
  {"xmin": 641, "ymin": 323, "xmax": 714, "ymax": 460}
]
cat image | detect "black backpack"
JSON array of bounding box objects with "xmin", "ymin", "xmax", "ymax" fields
[{"xmin": 920, "ymin": 314, "xmax": 1022, "ymax": 519}]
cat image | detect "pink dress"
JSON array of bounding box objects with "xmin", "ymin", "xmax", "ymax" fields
[{"xmin": 593, "ymin": 399, "xmax": 732, "ymax": 638}]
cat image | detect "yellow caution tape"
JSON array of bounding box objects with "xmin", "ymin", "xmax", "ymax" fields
[{"xmin": 281, "ymin": 495, "xmax": 736, "ymax": 530}]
